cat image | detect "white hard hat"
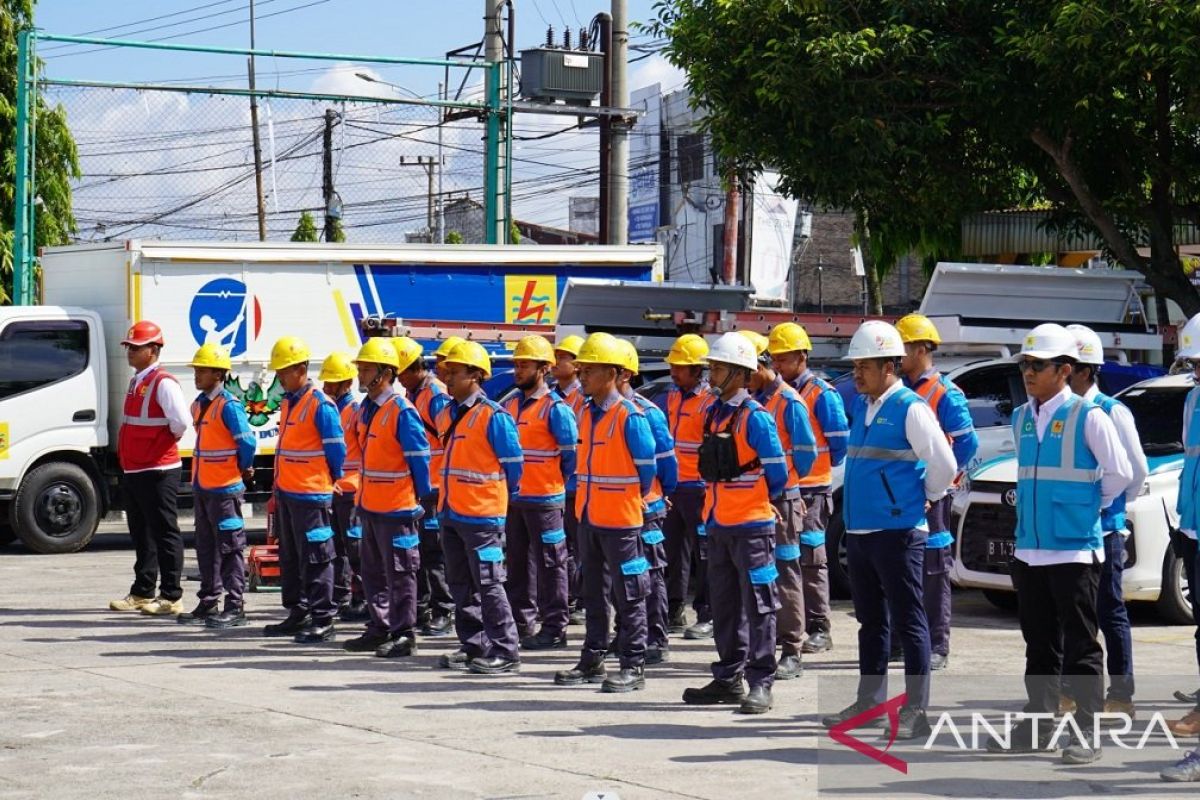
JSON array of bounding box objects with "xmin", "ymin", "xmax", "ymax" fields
[
  {"xmin": 846, "ymin": 320, "xmax": 905, "ymax": 360},
  {"xmin": 1179, "ymin": 314, "xmax": 1200, "ymax": 360},
  {"xmin": 1065, "ymin": 324, "xmax": 1104, "ymax": 366},
  {"xmin": 1014, "ymin": 323, "xmax": 1079, "ymax": 361},
  {"xmin": 705, "ymin": 331, "xmax": 759, "ymax": 371}
]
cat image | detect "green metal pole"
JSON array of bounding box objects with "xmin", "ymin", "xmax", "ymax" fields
[
  {"xmin": 504, "ymin": 57, "xmax": 513, "ymax": 244},
  {"xmin": 483, "ymin": 60, "xmax": 500, "ymax": 245},
  {"xmin": 12, "ymin": 28, "xmax": 34, "ymax": 306}
]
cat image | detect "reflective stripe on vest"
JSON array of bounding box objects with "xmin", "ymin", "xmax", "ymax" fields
[
  {"xmin": 336, "ymin": 400, "xmax": 362, "ymax": 494},
  {"xmin": 667, "ymin": 388, "xmax": 715, "ymax": 484},
  {"xmin": 275, "ymin": 389, "xmax": 334, "ymax": 496},
  {"xmin": 359, "ymin": 394, "xmax": 419, "ymax": 514},
  {"xmin": 702, "ymin": 402, "xmax": 774, "ymax": 528},
  {"xmin": 1014, "ymin": 395, "xmax": 1103, "ymax": 551},
  {"xmin": 414, "ymin": 381, "xmax": 447, "ymax": 490},
  {"xmin": 576, "ymin": 399, "xmax": 644, "ymax": 529},
  {"xmin": 191, "ymin": 394, "xmax": 242, "ymax": 490},
  {"xmin": 118, "ymin": 368, "xmax": 180, "ymax": 471},
  {"xmin": 437, "ymin": 401, "xmax": 508, "ymax": 519},
  {"xmin": 762, "ymin": 382, "xmax": 802, "ymax": 491},
  {"xmin": 506, "ymin": 392, "xmax": 565, "ymax": 500},
  {"xmin": 796, "ymin": 375, "xmax": 833, "ymax": 488},
  {"xmin": 843, "ymin": 388, "xmax": 927, "ymax": 531}
]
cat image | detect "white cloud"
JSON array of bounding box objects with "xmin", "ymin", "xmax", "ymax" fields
[{"xmin": 629, "ymin": 54, "xmax": 686, "ymax": 96}]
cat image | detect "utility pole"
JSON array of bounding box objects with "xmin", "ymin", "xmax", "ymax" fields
[
  {"xmin": 484, "ymin": 0, "xmax": 506, "ymax": 244},
  {"xmin": 598, "ymin": 13, "xmax": 612, "ymax": 246},
  {"xmin": 323, "ymin": 108, "xmax": 337, "ymax": 242},
  {"xmin": 248, "ymin": 0, "xmax": 267, "ymax": 241},
  {"xmin": 722, "ymin": 169, "xmax": 739, "ymax": 284},
  {"xmin": 436, "ymin": 81, "xmax": 445, "ymax": 244},
  {"xmin": 398, "ymin": 156, "xmax": 439, "ymax": 240},
  {"xmin": 608, "ymin": 0, "xmax": 629, "ymax": 245}
]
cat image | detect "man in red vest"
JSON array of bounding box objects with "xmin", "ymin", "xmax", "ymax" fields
[{"xmin": 109, "ymin": 320, "xmax": 192, "ymax": 616}]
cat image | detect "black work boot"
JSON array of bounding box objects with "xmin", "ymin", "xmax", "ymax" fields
[
  {"xmin": 802, "ymin": 630, "xmax": 833, "ymax": 653},
  {"xmin": 667, "ymin": 605, "xmax": 687, "ymax": 634},
  {"xmin": 205, "ymin": 606, "xmax": 246, "ymax": 629},
  {"xmin": 738, "ymin": 685, "xmax": 773, "ymax": 715},
  {"xmin": 342, "ymin": 630, "xmax": 391, "ymax": 652},
  {"xmin": 601, "ymin": 666, "xmax": 645, "ymax": 693},
  {"xmin": 683, "ymin": 677, "xmax": 746, "ymax": 705},
  {"xmin": 775, "ymin": 654, "xmax": 803, "ymax": 680},
  {"xmin": 468, "ymin": 655, "xmax": 520, "ymax": 675},
  {"xmin": 263, "ymin": 609, "xmax": 310, "ymax": 637},
  {"xmin": 520, "ymin": 629, "xmax": 568, "ymax": 650},
  {"xmin": 555, "ymin": 659, "xmax": 607, "ymax": 685},
  {"xmin": 177, "ymin": 601, "xmax": 218, "ymax": 626},
  {"xmin": 420, "ymin": 614, "xmax": 453, "ymax": 637},
  {"xmin": 896, "ymin": 705, "xmax": 932, "ymax": 740},
  {"xmin": 645, "ymin": 645, "xmax": 670, "ymax": 665},
  {"xmin": 293, "ymin": 620, "xmax": 335, "ymax": 643},
  {"xmin": 339, "ymin": 599, "xmax": 369, "ymax": 622},
  {"xmin": 821, "ymin": 698, "xmax": 881, "ymax": 729},
  {"xmin": 683, "ymin": 620, "xmax": 714, "ymax": 640},
  {"xmin": 437, "ymin": 649, "xmax": 473, "ymax": 671},
  {"xmin": 375, "ymin": 634, "xmax": 417, "ymax": 658}
]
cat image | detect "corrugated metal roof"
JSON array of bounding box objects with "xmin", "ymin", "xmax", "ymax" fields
[{"xmin": 960, "ymin": 211, "xmax": 1200, "ymax": 255}]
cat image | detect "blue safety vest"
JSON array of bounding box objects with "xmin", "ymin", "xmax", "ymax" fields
[
  {"xmin": 1013, "ymin": 394, "xmax": 1103, "ymax": 552},
  {"xmin": 1178, "ymin": 387, "xmax": 1200, "ymax": 532},
  {"xmin": 843, "ymin": 387, "xmax": 928, "ymax": 531},
  {"xmin": 1091, "ymin": 392, "xmax": 1127, "ymax": 534}
]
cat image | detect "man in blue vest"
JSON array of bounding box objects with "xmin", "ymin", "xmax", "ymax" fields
[
  {"xmin": 983, "ymin": 323, "xmax": 1132, "ymax": 765},
  {"xmin": 819, "ymin": 321, "xmax": 956, "ymax": 740},
  {"xmin": 1065, "ymin": 324, "xmax": 1147, "ymax": 721}
]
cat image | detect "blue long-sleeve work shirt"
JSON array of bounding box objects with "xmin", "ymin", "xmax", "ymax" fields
[
  {"xmin": 441, "ymin": 389, "xmax": 524, "ymax": 527},
  {"xmin": 194, "ymin": 388, "xmax": 257, "ymax": 494},
  {"xmin": 624, "ymin": 386, "xmax": 679, "ymax": 515},
  {"xmin": 904, "ymin": 369, "xmax": 980, "ymax": 472},
  {"xmin": 359, "ymin": 388, "xmax": 432, "ymax": 518},
  {"xmin": 793, "ymin": 369, "xmax": 849, "ymax": 468},
  {"xmin": 705, "ymin": 389, "xmax": 789, "ymax": 530},
  {"xmin": 277, "ymin": 382, "xmax": 346, "ymax": 504},
  {"xmin": 756, "ymin": 375, "xmax": 818, "ymax": 486}
]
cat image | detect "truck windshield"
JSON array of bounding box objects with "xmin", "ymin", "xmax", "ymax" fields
[{"xmin": 1119, "ymin": 385, "xmax": 1189, "ymax": 455}]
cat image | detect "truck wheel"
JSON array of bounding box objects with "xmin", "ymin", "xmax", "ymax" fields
[
  {"xmin": 826, "ymin": 497, "xmax": 851, "ymax": 599},
  {"xmin": 1158, "ymin": 548, "xmax": 1194, "ymax": 625},
  {"xmin": 982, "ymin": 589, "xmax": 1018, "ymax": 612},
  {"xmin": 11, "ymin": 462, "xmax": 100, "ymax": 554}
]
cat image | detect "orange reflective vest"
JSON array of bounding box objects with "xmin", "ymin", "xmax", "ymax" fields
[
  {"xmin": 796, "ymin": 378, "xmax": 833, "ymax": 489},
  {"xmin": 191, "ymin": 393, "xmax": 241, "ymax": 491},
  {"xmin": 276, "ymin": 389, "xmax": 334, "ymax": 496},
  {"xmin": 576, "ymin": 399, "xmax": 644, "ymax": 529},
  {"xmin": 702, "ymin": 405, "xmax": 775, "ymax": 528},
  {"xmin": 912, "ymin": 374, "xmax": 954, "ymax": 447},
  {"xmin": 505, "ymin": 391, "xmax": 566, "ymax": 502},
  {"xmin": 359, "ymin": 395, "xmax": 420, "ymax": 515},
  {"xmin": 761, "ymin": 383, "xmax": 802, "ymax": 492},
  {"xmin": 412, "ymin": 377, "xmax": 447, "ymax": 491},
  {"xmin": 666, "ymin": 386, "xmax": 715, "ymax": 486},
  {"xmin": 558, "ymin": 380, "xmax": 586, "ymax": 419},
  {"xmin": 335, "ymin": 397, "xmax": 362, "ymax": 495},
  {"xmin": 437, "ymin": 400, "xmax": 508, "ymax": 520}
]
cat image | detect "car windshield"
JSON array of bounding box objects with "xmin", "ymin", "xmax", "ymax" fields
[{"xmin": 1118, "ymin": 384, "xmax": 1189, "ymax": 455}]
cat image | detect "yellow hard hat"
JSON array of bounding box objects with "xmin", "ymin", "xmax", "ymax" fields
[
  {"xmin": 355, "ymin": 337, "xmax": 400, "ymax": 369},
  {"xmin": 575, "ymin": 332, "xmax": 626, "ymax": 367},
  {"xmin": 554, "ymin": 334, "xmax": 585, "ymax": 357},
  {"xmin": 392, "ymin": 336, "xmax": 423, "ymax": 373},
  {"xmin": 513, "ymin": 334, "xmax": 555, "ymax": 364},
  {"xmin": 269, "ymin": 336, "xmax": 312, "ymax": 371},
  {"xmin": 767, "ymin": 322, "xmax": 812, "ymax": 354},
  {"xmin": 616, "ymin": 338, "xmax": 640, "ymax": 374},
  {"xmin": 443, "ymin": 340, "xmax": 492, "ymax": 378},
  {"xmin": 435, "ymin": 336, "xmax": 466, "ymax": 359},
  {"xmin": 738, "ymin": 330, "xmax": 770, "ymax": 358},
  {"xmin": 190, "ymin": 343, "xmax": 232, "ymax": 371},
  {"xmin": 318, "ymin": 351, "xmax": 356, "ymax": 382},
  {"xmin": 666, "ymin": 333, "xmax": 708, "ymax": 366},
  {"xmin": 895, "ymin": 313, "xmax": 942, "ymax": 345}
]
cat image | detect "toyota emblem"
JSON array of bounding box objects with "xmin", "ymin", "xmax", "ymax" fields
[{"xmin": 1003, "ymin": 488, "xmax": 1017, "ymax": 507}]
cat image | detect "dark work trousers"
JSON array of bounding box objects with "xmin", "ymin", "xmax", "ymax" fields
[
  {"xmin": 579, "ymin": 520, "xmax": 649, "ymax": 670},
  {"xmin": 708, "ymin": 526, "xmax": 780, "ymax": 691},
  {"xmin": 331, "ymin": 493, "xmax": 356, "ymax": 607},
  {"xmin": 417, "ymin": 493, "xmax": 454, "ymax": 620},
  {"xmin": 1096, "ymin": 532, "xmax": 1135, "ymax": 702},
  {"xmin": 193, "ymin": 489, "xmax": 247, "ymax": 610},
  {"xmin": 799, "ymin": 490, "xmax": 833, "ymax": 635},
  {"xmin": 275, "ymin": 495, "xmax": 337, "ymax": 625},
  {"xmin": 773, "ymin": 494, "xmax": 806, "ymax": 658},
  {"xmin": 1010, "ymin": 557, "xmax": 1104, "ymax": 732},
  {"xmin": 1182, "ymin": 535, "xmax": 1200, "ymax": 711},
  {"xmin": 642, "ymin": 515, "xmax": 670, "ymax": 650},
  {"xmin": 565, "ymin": 492, "xmax": 581, "ymax": 607},
  {"xmin": 505, "ymin": 504, "xmax": 569, "ymax": 637},
  {"xmin": 441, "ymin": 520, "xmax": 520, "ymax": 661},
  {"xmin": 847, "ymin": 528, "xmax": 931, "ymax": 708},
  {"xmin": 663, "ymin": 487, "xmax": 710, "ymax": 623},
  {"xmin": 359, "ymin": 512, "xmax": 421, "ymax": 638},
  {"xmin": 122, "ymin": 467, "xmax": 184, "ymax": 601},
  {"xmin": 923, "ymin": 547, "xmax": 953, "ymax": 657}
]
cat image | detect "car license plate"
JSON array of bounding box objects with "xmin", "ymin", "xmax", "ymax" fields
[{"xmin": 986, "ymin": 538, "xmax": 1015, "ymax": 564}]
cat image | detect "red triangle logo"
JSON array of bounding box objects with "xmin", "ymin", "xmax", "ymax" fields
[{"xmin": 827, "ymin": 693, "xmax": 909, "ymax": 774}]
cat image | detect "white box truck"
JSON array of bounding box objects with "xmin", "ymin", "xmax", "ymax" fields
[{"xmin": 0, "ymin": 240, "xmax": 662, "ymax": 553}]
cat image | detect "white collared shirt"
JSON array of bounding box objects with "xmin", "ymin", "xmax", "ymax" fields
[
  {"xmin": 124, "ymin": 362, "xmax": 190, "ymax": 473},
  {"xmin": 1014, "ymin": 386, "xmax": 1133, "ymax": 567}
]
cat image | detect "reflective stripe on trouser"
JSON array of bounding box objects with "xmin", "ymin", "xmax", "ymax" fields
[
  {"xmin": 579, "ymin": 520, "xmax": 649, "ymax": 670},
  {"xmin": 440, "ymin": 521, "xmax": 519, "ymax": 661},
  {"xmin": 359, "ymin": 512, "xmax": 421, "ymax": 637},
  {"xmin": 663, "ymin": 488, "xmax": 710, "ymax": 622},
  {"xmin": 273, "ymin": 495, "xmax": 337, "ymax": 623},
  {"xmin": 505, "ymin": 504, "xmax": 569, "ymax": 636},
  {"xmin": 800, "ymin": 490, "xmax": 833, "ymax": 634},
  {"xmin": 846, "ymin": 528, "xmax": 931, "ymax": 709},
  {"xmin": 417, "ymin": 492, "xmax": 454, "ymax": 619},
  {"xmin": 707, "ymin": 526, "xmax": 780, "ymax": 690},
  {"xmin": 643, "ymin": 517, "xmax": 669, "ymax": 649},
  {"xmin": 193, "ymin": 489, "xmax": 246, "ymax": 609},
  {"xmin": 331, "ymin": 493, "xmax": 357, "ymax": 605},
  {"xmin": 772, "ymin": 495, "xmax": 806, "ymax": 656}
]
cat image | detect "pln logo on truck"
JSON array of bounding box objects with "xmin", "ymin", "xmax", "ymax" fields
[
  {"xmin": 506, "ymin": 275, "xmax": 557, "ymax": 325},
  {"xmin": 189, "ymin": 278, "xmax": 263, "ymax": 357}
]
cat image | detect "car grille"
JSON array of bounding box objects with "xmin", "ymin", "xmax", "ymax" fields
[{"xmin": 960, "ymin": 501, "xmax": 1017, "ymax": 575}]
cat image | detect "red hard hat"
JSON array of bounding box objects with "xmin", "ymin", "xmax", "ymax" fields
[{"xmin": 121, "ymin": 320, "xmax": 164, "ymax": 347}]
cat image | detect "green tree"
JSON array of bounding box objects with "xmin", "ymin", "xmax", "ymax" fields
[
  {"xmin": 653, "ymin": 0, "xmax": 1200, "ymax": 316},
  {"xmin": 329, "ymin": 217, "xmax": 346, "ymax": 243},
  {"xmin": 445, "ymin": 230, "xmax": 464, "ymax": 244},
  {"xmin": 290, "ymin": 211, "xmax": 318, "ymax": 242},
  {"xmin": 2, "ymin": 1, "xmax": 81, "ymax": 303},
  {"xmin": 510, "ymin": 221, "xmax": 521, "ymax": 244}
]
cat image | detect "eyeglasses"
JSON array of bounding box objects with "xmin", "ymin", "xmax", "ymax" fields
[{"xmin": 1018, "ymin": 358, "xmax": 1064, "ymax": 374}]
